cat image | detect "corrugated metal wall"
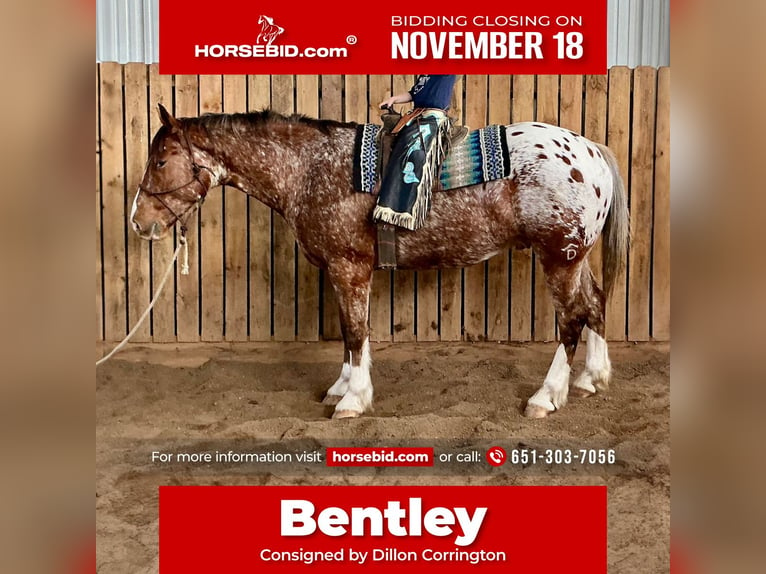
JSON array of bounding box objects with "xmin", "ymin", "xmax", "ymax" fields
[
  {"xmin": 96, "ymin": 0, "xmax": 669, "ymax": 67},
  {"xmin": 607, "ymin": 0, "xmax": 670, "ymax": 67},
  {"xmin": 97, "ymin": 0, "xmax": 159, "ymax": 64}
]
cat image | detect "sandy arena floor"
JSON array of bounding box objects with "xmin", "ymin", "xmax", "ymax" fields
[{"xmin": 96, "ymin": 341, "xmax": 670, "ymax": 573}]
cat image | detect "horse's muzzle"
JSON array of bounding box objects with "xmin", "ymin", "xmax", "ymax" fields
[{"xmin": 132, "ymin": 220, "xmax": 165, "ymax": 241}]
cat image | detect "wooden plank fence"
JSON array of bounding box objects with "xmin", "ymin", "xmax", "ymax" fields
[{"xmin": 96, "ymin": 67, "xmax": 670, "ymax": 343}]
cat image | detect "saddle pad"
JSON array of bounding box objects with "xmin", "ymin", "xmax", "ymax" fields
[
  {"xmin": 352, "ymin": 123, "xmax": 381, "ymax": 193},
  {"xmin": 352, "ymin": 123, "xmax": 511, "ymax": 193},
  {"xmin": 439, "ymin": 124, "xmax": 511, "ymax": 190}
]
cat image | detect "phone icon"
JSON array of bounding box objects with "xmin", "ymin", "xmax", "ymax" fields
[{"xmin": 486, "ymin": 446, "xmax": 506, "ymax": 467}]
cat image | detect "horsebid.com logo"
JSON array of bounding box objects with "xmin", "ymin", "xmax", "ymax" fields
[
  {"xmin": 256, "ymin": 15, "xmax": 284, "ymax": 46},
  {"xmin": 194, "ymin": 14, "xmax": 352, "ymax": 59}
]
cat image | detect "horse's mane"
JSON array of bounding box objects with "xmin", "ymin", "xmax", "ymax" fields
[{"xmin": 189, "ymin": 110, "xmax": 355, "ymax": 136}]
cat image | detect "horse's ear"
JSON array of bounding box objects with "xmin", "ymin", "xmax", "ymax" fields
[{"xmin": 158, "ymin": 104, "xmax": 181, "ymax": 131}]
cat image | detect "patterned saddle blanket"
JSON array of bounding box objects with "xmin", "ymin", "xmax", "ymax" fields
[{"xmin": 352, "ymin": 123, "xmax": 511, "ymax": 193}]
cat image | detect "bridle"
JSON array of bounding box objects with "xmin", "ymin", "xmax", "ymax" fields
[{"xmin": 138, "ymin": 128, "xmax": 216, "ymax": 235}]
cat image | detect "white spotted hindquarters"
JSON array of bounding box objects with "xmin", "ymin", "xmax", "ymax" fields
[{"xmin": 508, "ymin": 122, "xmax": 614, "ymax": 261}]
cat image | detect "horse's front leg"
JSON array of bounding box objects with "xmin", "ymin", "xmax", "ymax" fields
[
  {"xmin": 322, "ymin": 349, "xmax": 351, "ymax": 406},
  {"xmin": 323, "ymin": 262, "xmax": 373, "ymax": 419}
]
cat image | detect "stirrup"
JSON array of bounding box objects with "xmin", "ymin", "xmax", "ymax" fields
[{"xmin": 376, "ymin": 224, "xmax": 397, "ymax": 270}]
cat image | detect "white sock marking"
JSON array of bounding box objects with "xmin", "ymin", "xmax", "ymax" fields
[
  {"xmin": 573, "ymin": 328, "xmax": 611, "ymax": 392},
  {"xmin": 326, "ymin": 362, "xmax": 351, "ymax": 397},
  {"xmin": 528, "ymin": 344, "xmax": 571, "ymax": 412},
  {"xmin": 335, "ymin": 339, "xmax": 373, "ymax": 413}
]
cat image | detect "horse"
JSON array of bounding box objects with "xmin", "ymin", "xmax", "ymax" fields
[
  {"xmin": 257, "ymin": 15, "xmax": 284, "ymax": 46},
  {"xmin": 131, "ymin": 104, "xmax": 629, "ymax": 420}
]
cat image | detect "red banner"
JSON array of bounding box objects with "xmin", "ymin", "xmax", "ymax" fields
[
  {"xmin": 159, "ymin": 1, "xmax": 607, "ymax": 75},
  {"xmin": 159, "ymin": 486, "xmax": 606, "ymax": 573}
]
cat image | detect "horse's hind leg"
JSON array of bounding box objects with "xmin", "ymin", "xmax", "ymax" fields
[
  {"xmin": 322, "ymin": 262, "xmax": 374, "ymax": 419},
  {"xmin": 570, "ymin": 270, "xmax": 611, "ymax": 397},
  {"xmin": 525, "ymin": 260, "xmax": 592, "ymax": 418},
  {"xmin": 570, "ymin": 327, "xmax": 611, "ymax": 396}
]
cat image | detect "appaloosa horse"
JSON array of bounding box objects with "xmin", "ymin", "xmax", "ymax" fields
[{"xmin": 131, "ymin": 104, "xmax": 629, "ymax": 420}]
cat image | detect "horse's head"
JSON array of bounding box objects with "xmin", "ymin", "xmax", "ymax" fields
[{"xmin": 131, "ymin": 104, "xmax": 218, "ymax": 241}]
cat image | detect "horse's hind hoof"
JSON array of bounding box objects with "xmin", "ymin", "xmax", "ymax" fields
[
  {"xmin": 571, "ymin": 369, "xmax": 608, "ymax": 397},
  {"xmin": 333, "ymin": 409, "xmax": 362, "ymax": 419},
  {"xmin": 570, "ymin": 386, "xmax": 595, "ymax": 399},
  {"xmin": 594, "ymin": 378, "xmax": 610, "ymax": 393},
  {"xmin": 524, "ymin": 404, "xmax": 553, "ymax": 419},
  {"xmin": 322, "ymin": 394, "xmax": 343, "ymax": 406}
]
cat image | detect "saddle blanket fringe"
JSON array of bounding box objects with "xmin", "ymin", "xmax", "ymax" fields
[{"xmin": 353, "ymin": 124, "xmax": 511, "ymax": 193}]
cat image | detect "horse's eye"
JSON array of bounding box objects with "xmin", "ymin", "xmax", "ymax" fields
[{"xmin": 157, "ymin": 160, "xmax": 167, "ymax": 168}]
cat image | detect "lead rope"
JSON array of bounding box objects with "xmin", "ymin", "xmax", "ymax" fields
[
  {"xmin": 180, "ymin": 230, "xmax": 190, "ymax": 275},
  {"xmin": 96, "ymin": 232, "xmax": 188, "ymax": 366}
]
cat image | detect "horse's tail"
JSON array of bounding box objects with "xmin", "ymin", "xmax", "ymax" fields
[{"xmin": 595, "ymin": 143, "xmax": 630, "ymax": 298}]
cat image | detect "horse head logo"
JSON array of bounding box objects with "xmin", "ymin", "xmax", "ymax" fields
[{"xmin": 257, "ymin": 15, "xmax": 285, "ymax": 46}]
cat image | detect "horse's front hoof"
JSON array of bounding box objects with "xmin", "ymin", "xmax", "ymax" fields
[
  {"xmin": 524, "ymin": 403, "xmax": 553, "ymax": 419},
  {"xmin": 322, "ymin": 394, "xmax": 343, "ymax": 406},
  {"xmin": 333, "ymin": 409, "xmax": 362, "ymax": 419}
]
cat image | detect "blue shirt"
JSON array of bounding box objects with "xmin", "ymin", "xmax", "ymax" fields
[{"xmin": 409, "ymin": 75, "xmax": 457, "ymax": 110}]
